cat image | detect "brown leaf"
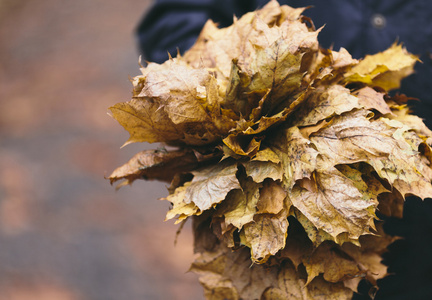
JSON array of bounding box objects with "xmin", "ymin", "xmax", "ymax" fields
[
  {"xmin": 189, "ymin": 237, "xmax": 240, "ymax": 300},
  {"xmin": 238, "ymin": 148, "xmax": 284, "ymax": 183},
  {"xmin": 299, "ymin": 120, "xmax": 330, "ymax": 139},
  {"xmin": 341, "ymin": 243, "xmax": 387, "ymax": 286},
  {"xmin": 303, "ymin": 241, "xmax": 362, "ymax": 284},
  {"xmin": 293, "ymin": 208, "xmax": 339, "ymax": 247},
  {"xmin": 354, "ymin": 86, "xmax": 392, "ymax": 115},
  {"xmin": 164, "ymin": 182, "xmax": 200, "ymax": 223},
  {"xmin": 109, "ymin": 98, "xmax": 183, "ymax": 145},
  {"xmin": 225, "ymin": 247, "xmax": 280, "ymax": 299},
  {"xmin": 262, "ymin": 261, "xmax": 353, "ymax": 300},
  {"xmin": 271, "ymin": 126, "xmax": 319, "ymax": 191},
  {"xmin": 236, "ymin": 26, "xmax": 313, "ymax": 114},
  {"xmin": 191, "ymin": 230, "xmax": 280, "ymax": 300},
  {"xmin": 112, "ymin": 59, "xmax": 238, "ymax": 146},
  {"xmin": 336, "ymin": 164, "xmax": 385, "ymax": 208},
  {"xmin": 108, "ymin": 148, "xmax": 201, "ymax": 186},
  {"xmin": 307, "ymin": 276, "xmax": 353, "ymax": 300},
  {"xmin": 310, "ymin": 112, "xmax": 432, "ymax": 200},
  {"xmin": 310, "ymin": 109, "xmax": 399, "ymax": 171},
  {"xmin": 211, "ymin": 217, "xmax": 238, "ymax": 248},
  {"xmin": 377, "ymin": 190, "xmax": 405, "ymax": 218},
  {"xmin": 199, "ymin": 274, "xmax": 239, "ymax": 300},
  {"xmin": 108, "ymin": 2, "xmax": 432, "ymax": 299},
  {"xmin": 241, "ymin": 209, "xmax": 289, "ymax": 263},
  {"xmin": 305, "ymin": 47, "xmax": 358, "ymax": 86},
  {"xmin": 289, "ymin": 167, "xmax": 376, "ymax": 240},
  {"xmin": 193, "ymin": 213, "xmax": 222, "ymax": 253},
  {"xmin": 342, "ymin": 223, "xmax": 398, "ymax": 285},
  {"xmin": 278, "ymin": 216, "xmax": 313, "ymax": 269},
  {"xmin": 330, "ymin": 47, "xmax": 359, "ymax": 69},
  {"xmin": 253, "ymin": 147, "xmax": 281, "ymax": 164},
  {"xmin": 295, "ymin": 85, "xmax": 361, "ymax": 127},
  {"xmin": 256, "ymin": 179, "xmax": 286, "ymax": 214},
  {"xmin": 261, "ymin": 261, "xmax": 309, "ymax": 300}
]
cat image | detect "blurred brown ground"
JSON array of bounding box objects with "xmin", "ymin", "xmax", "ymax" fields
[{"xmin": 0, "ymin": 0, "xmax": 203, "ymax": 299}]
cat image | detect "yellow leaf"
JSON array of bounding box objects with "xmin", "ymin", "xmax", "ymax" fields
[
  {"xmin": 235, "ymin": 20, "xmax": 319, "ymax": 115},
  {"xmin": 164, "ymin": 161, "xmax": 240, "ymax": 222},
  {"xmin": 185, "ymin": 161, "xmax": 241, "ymax": 211},
  {"xmin": 215, "ymin": 179, "xmax": 261, "ymax": 230},
  {"xmin": 242, "ymin": 160, "xmax": 284, "ymax": 183},
  {"xmin": 222, "ymin": 134, "xmax": 261, "ymax": 157},
  {"xmin": 344, "ymin": 43, "xmax": 418, "ymax": 91},
  {"xmin": 253, "ymin": 147, "xmax": 281, "ymax": 164},
  {"xmin": 367, "ymin": 118, "xmax": 432, "ymax": 199},
  {"xmin": 112, "ymin": 59, "xmax": 238, "ymax": 146},
  {"xmin": 387, "ymin": 104, "xmax": 432, "ymax": 137},
  {"xmin": 293, "ymin": 208, "xmax": 338, "ymax": 247},
  {"xmin": 336, "ymin": 164, "xmax": 385, "ymax": 209},
  {"xmin": 236, "ymin": 147, "xmax": 283, "ymax": 183},
  {"xmin": 164, "ymin": 182, "xmax": 200, "ymax": 222},
  {"xmin": 108, "ymin": 2, "xmax": 432, "ymax": 298}
]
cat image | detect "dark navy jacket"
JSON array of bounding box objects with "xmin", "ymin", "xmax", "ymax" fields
[{"xmin": 136, "ymin": 1, "xmax": 432, "ymax": 299}]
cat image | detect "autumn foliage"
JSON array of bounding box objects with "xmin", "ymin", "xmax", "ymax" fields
[{"xmin": 108, "ymin": 1, "xmax": 432, "ymax": 299}]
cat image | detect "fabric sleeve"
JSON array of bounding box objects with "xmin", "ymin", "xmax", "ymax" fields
[{"xmin": 135, "ymin": 0, "xmax": 256, "ymax": 63}]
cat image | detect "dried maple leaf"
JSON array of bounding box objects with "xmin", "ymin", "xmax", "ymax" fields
[
  {"xmin": 289, "ymin": 167, "xmax": 377, "ymax": 241},
  {"xmin": 344, "ymin": 42, "xmax": 418, "ymax": 91},
  {"xmin": 164, "ymin": 160, "xmax": 240, "ymax": 220},
  {"xmin": 108, "ymin": 148, "xmax": 216, "ymax": 186},
  {"xmin": 256, "ymin": 179, "xmax": 286, "ymax": 214},
  {"xmin": 271, "ymin": 126, "xmax": 319, "ymax": 191},
  {"xmin": 294, "ymin": 85, "xmax": 361, "ymax": 127},
  {"xmin": 354, "ymin": 86, "xmax": 392, "ymax": 115},
  {"xmin": 214, "ymin": 178, "xmax": 261, "ymax": 230},
  {"xmin": 241, "ymin": 209, "xmax": 289, "ymax": 263}
]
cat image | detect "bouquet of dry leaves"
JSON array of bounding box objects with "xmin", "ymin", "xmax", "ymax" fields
[{"xmin": 108, "ymin": 1, "xmax": 432, "ymax": 299}]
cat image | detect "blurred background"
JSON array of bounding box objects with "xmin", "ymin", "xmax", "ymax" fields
[{"xmin": 0, "ymin": 0, "xmax": 203, "ymax": 299}]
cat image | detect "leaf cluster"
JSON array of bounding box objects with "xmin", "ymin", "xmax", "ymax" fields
[{"xmin": 108, "ymin": 1, "xmax": 431, "ymax": 299}]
